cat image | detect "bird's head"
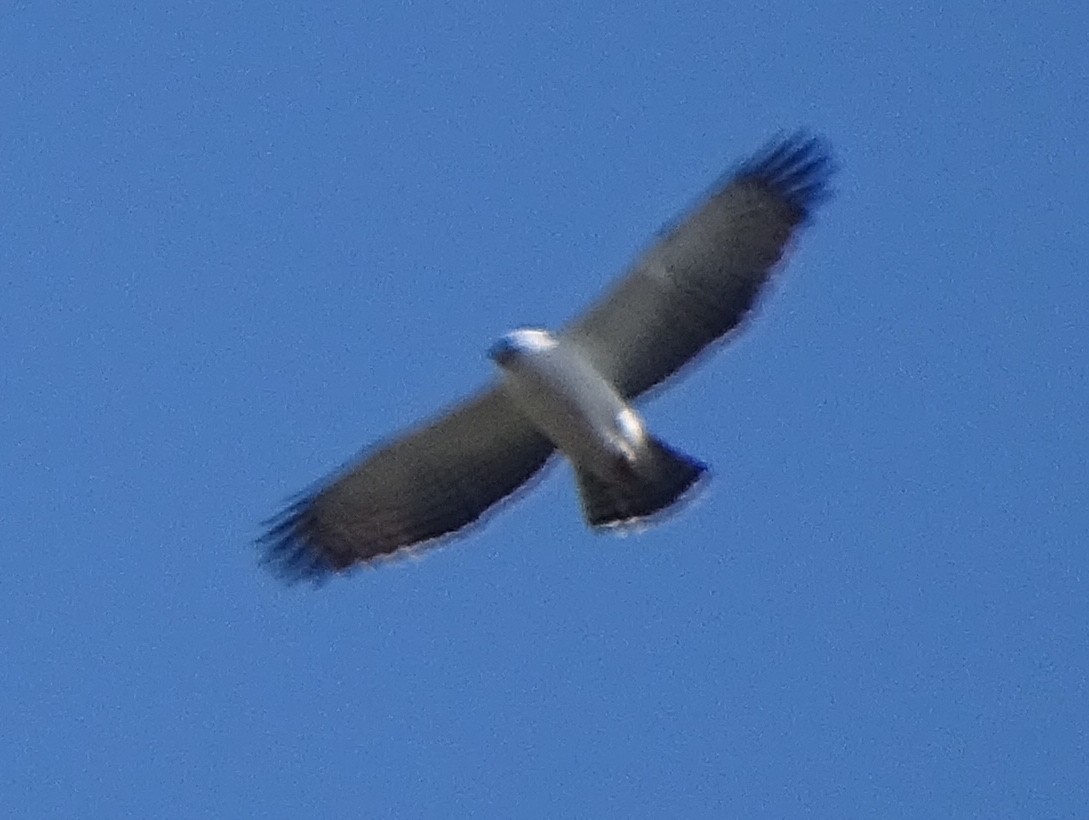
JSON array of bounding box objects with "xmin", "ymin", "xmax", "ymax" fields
[{"xmin": 488, "ymin": 328, "xmax": 557, "ymax": 366}]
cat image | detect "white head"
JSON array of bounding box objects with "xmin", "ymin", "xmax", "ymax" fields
[{"xmin": 487, "ymin": 328, "xmax": 557, "ymax": 365}]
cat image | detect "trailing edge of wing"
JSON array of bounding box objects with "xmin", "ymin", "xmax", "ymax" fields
[
  {"xmin": 564, "ymin": 132, "xmax": 834, "ymax": 399},
  {"xmin": 259, "ymin": 387, "xmax": 555, "ymax": 581}
]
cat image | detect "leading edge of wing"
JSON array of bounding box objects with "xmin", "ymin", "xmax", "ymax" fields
[
  {"xmin": 566, "ymin": 131, "xmax": 835, "ymax": 401},
  {"xmin": 258, "ymin": 386, "xmax": 556, "ymax": 584}
]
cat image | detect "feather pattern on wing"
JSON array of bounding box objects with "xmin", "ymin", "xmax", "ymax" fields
[
  {"xmin": 260, "ymin": 387, "xmax": 554, "ymax": 581},
  {"xmin": 563, "ymin": 133, "xmax": 833, "ymax": 399}
]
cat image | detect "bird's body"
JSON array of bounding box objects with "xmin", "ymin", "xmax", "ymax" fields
[
  {"xmin": 489, "ymin": 329, "xmax": 640, "ymax": 476},
  {"xmin": 261, "ymin": 133, "xmax": 834, "ymax": 580},
  {"xmin": 489, "ymin": 328, "xmax": 707, "ymax": 528}
]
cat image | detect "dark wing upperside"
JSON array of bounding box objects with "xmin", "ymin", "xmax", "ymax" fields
[
  {"xmin": 562, "ymin": 133, "xmax": 833, "ymax": 400},
  {"xmin": 260, "ymin": 386, "xmax": 554, "ymax": 581}
]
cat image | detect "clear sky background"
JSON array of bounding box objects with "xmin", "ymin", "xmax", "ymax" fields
[{"xmin": 3, "ymin": 2, "xmax": 1087, "ymax": 817}]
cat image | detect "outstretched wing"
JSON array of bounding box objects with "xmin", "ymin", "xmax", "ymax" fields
[
  {"xmin": 563, "ymin": 133, "xmax": 833, "ymax": 399},
  {"xmin": 260, "ymin": 387, "xmax": 554, "ymax": 581}
]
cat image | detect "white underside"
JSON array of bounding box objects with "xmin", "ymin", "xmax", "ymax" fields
[{"xmin": 494, "ymin": 333, "xmax": 646, "ymax": 475}]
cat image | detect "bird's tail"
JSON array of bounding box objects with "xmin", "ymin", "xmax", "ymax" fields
[{"xmin": 576, "ymin": 437, "xmax": 707, "ymax": 529}]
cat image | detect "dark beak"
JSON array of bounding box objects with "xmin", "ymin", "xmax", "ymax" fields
[{"xmin": 487, "ymin": 337, "xmax": 517, "ymax": 365}]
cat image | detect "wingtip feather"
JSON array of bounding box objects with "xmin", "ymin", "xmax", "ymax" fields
[
  {"xmin": 736, "ymin": 131, "xmax": 835, "ymax": 225},
  {"xmin": 257, "ymin": 493, "xmax": 345, "ymax": 585}
]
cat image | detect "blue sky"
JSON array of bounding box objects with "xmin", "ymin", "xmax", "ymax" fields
[{"xmin": 2, "ymin": 1, "xmax": 1087, "ymax": 816}]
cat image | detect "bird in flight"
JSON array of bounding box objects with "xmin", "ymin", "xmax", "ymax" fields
[{"xmin": 261, "ymin": 133, "xmax": 834, "ymax": 581}]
